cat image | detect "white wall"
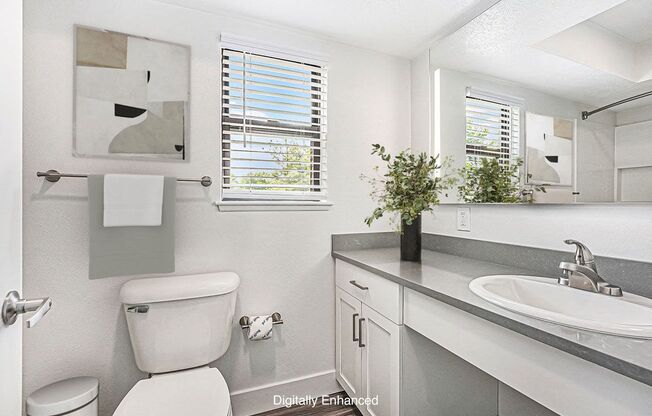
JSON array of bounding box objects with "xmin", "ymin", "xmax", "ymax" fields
[
  {"xmin": 636, "ymin": 38, "xmax": 652, "ymax": 82},
  {"xmin": 413, "ymin": 60, "xmax": 652, "ymax": 264},
  {"xmin": 616, "ymin": 103, "xmax": 652, "ymax": 126},
  {"xmin": 23, "ymin": 1, "xmax": 411, "ymax": 415},
  {"xmin": 614, "ymin": 106, "xmax": 652, "ymax": 201},
  {"xmin": 432, "ymin": 67, "xmax": 616, "ymax": 203},
  {"xmin": 422, "ymin": 204, "xmax": 652, "ymax": 263},
  {"xmin": 410, "ymin": 50, "xmax": 431, "ymax": 155}
]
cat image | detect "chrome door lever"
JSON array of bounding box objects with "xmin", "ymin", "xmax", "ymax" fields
[{"xmin": 2, "ymin": 291, "xmax": 53, "ymax": 328}]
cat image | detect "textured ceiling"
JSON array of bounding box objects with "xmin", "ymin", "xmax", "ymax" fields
[
  {"xmin": 154, "ymin": 0, "xmax": 652, "ymax": 110},
  {"xmin": 430, "ymin": 0, "xmax": 652, "ymax": 109},
  {"xmin": 590, "ymin": 0, "xmax": 652, "ymax": 43},
  {"xmin": 154, "ymin": 0, "xmax": 499, "ymax": 57}
]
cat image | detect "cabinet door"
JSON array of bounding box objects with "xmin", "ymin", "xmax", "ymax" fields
[
  {"xmin": 336, "ymin": 287, "xmax": 363, "ymax": 398},
  {"xmin": 361, "ymin": 304, "xmax": 401, "ymax": 416}
]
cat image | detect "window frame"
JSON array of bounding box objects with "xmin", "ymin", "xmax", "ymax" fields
[{"xmin": 217, "ymin": 35, "xmax": 330, "ymax": 211}]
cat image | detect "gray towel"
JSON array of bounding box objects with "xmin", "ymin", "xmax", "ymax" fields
[{"xmin": 88, "ymin": 175, "xmax": 175, "ymax": 279}]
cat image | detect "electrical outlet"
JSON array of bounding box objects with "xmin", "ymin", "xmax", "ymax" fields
[{"xmin": 457, "ymin": 207, "xmax": 471, "ymax": 232}]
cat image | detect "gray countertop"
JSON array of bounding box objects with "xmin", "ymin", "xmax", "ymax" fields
[{"xmin": 332, "ymin": 247, "xmax": 652, "ymax": 387}]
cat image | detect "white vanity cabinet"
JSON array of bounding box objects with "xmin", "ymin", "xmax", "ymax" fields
[
  {"xmin": 335, "ymin": 260, "xmax": 402, "ymax": 416},
  {"xmin": 336, "ymin": 287, "xmax": 363, "ymax": 397}
]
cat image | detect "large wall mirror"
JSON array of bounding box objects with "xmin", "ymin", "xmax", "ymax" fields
[{"xmin": 431, "ymin": 0, "xmax": 652, "ymax": 204}]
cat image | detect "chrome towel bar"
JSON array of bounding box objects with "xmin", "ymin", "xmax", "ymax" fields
[{"xmin": 37, "ymin": 169, "xmax": 213, "ymax": 187}]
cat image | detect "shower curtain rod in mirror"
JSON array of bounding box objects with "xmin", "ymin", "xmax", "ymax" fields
[{"xmin": 582, "ymin": 90, "xmax": 652, "ymax": 120}]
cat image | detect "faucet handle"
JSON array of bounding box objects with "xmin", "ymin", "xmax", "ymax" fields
[{"xmin": 564, "ymin": 239, "xmax": 596, "ymax": 271}]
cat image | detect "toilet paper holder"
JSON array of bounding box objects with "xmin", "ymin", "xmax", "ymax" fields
[{"xmin": 239, "ymin": 312, "xmax": 283, "ymax": 329}]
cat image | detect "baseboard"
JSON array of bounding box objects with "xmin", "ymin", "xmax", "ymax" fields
[{"xmin": 230, "ymin": 369, "xmax": 339, "ymax": 416}]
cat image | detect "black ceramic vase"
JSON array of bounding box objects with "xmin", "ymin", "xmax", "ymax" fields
[{"xmin": 400, "ymin": 214, "xmax": 422, "ymax": 262}]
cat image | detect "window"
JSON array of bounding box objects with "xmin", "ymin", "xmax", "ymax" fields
[
  {"xmin": 221, "ymin": 47, "xmax": 328, "ymax": 203},
  {"xmin": 465, "ymin": 93, "xmax": 520, "ymax": 167}
]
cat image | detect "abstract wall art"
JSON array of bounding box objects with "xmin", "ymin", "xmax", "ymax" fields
[
  {"xmin": 525, "ymin": 112, "xmax": 575, "ymax": 186},
  {"xmin": 74, "ymin": 26, "xmax": 189, "ymax": 160}
]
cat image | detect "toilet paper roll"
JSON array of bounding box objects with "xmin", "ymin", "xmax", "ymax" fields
[{"xmin": 247, "ymin": 315, "xmax": 274, "ymax": 341}]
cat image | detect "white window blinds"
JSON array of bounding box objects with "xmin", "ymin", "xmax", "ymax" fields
[
  {"xmin": 221, "ymin": 48, "xmax": 328, "ymax": 201},
  {"xmin": 465, "ymin": 96, "xmax": 520, "ymax": 166}
]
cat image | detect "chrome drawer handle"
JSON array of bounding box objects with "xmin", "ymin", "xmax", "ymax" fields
[{"xmin": 349, "ymin": 280, "xmax": 369, "ymax": 291}]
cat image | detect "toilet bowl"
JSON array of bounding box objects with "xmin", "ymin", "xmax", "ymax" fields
[{"xmin": 113, "ymin": 272, "xmax": 239, "ymax": 416}]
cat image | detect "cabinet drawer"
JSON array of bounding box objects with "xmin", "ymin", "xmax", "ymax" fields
[{"xmin": 336, "ymin": 260, "xmax": 402, "ymax": 324}]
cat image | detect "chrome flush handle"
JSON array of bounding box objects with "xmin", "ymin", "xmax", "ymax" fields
[
  {"xmin": 126, "ymin": 305, "xmax": 150, "ymax": 314},
  {"xmin": 2, "ymin": 291, "xmax": 53, "ymax": 328}
]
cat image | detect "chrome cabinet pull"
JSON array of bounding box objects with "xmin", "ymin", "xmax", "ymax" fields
[
  {"xmin": 349, "ymin": 280, "xmax": 369, "ymax": 291},
  {"xmin": 352, "ymin": 313, "xmax": 359, "ymax": 342},
  {"xmin": 2, "ymin": 291, "xmax": 53, "ymax": 328},
  {"xmin": 358, "ymin": 317, "xmax": 366, "ymax": 348}
]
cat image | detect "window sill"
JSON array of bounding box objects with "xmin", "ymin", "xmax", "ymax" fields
[{"xmin": 215, "ymin": 200, "xmax": 334, "ymax": 212}]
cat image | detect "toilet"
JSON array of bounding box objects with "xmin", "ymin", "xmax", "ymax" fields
[{"xmin": 113, "ymin": 272, "xmax": 240, "ymax": 416}]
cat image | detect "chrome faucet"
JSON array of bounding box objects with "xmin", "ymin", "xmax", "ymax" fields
[{"xmin": 558, "ymin": 240, "xmax": 622, "ymax": 296}]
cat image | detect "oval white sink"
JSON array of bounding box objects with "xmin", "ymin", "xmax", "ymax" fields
[{"xmin": 469, "ymin": 275, "xmax": 652, "ymax": 339}]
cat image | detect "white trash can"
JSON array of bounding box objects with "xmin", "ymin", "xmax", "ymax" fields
[{"xmin": 26, "ymin": 376, "xmax": 99, "ymax": 416}]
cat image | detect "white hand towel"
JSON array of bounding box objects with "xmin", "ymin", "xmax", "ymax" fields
[{"xmin": 103, "ymin": 174, "xmax": 165, "ymax": 227}]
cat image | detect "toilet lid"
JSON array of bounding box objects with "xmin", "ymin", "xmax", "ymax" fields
[
  {"xmin": 27, "ymin": 377, "xmax": 98, "ymax": 416},
  {"xmin": 113, "ymin": 367, "xmax": 231, "ymax": 416}
]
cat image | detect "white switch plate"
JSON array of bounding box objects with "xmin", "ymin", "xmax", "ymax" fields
[{"xmin": 457, "ymin": 207, "xmax": 471, "ymax": 232}]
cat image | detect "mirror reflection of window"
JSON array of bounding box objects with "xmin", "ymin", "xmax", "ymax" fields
[{"xmin": 464, "ymin": 94, "xmax": 520, "ymax": 168}]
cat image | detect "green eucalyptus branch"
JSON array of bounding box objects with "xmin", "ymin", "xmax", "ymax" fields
[{"xmin": 361, "ymin": 144, "xmax": 454, "ymax": 229}]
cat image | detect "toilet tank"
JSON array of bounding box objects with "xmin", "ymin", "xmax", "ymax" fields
[{"xmin": 120, "ymin": 272, "xmax": 239, "ymax": 374}]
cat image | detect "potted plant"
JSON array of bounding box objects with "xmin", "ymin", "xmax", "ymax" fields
[
  {"xmin": 362, "ymin": 144, "xmax": 453, "ymax": 262},
  {"xmin": 457, "ymin": 158, "xmax": 546, "ymax": 203}
]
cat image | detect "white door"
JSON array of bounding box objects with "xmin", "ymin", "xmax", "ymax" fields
[
  {"xmin": 336, "ymin": 287, "xmax": 362, "ymax": 398},
  {"xmin": 0, "ymin": 0, "xmax": 24, "ymax": 414},
  {"xmin": 361, "ymin": 304, "xmax": 401, "ymax": 416}
]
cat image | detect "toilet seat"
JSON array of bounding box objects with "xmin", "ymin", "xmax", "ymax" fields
[{"xmin": 113, "ymin": 367, "xmax": 231, "ymax": 416}]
